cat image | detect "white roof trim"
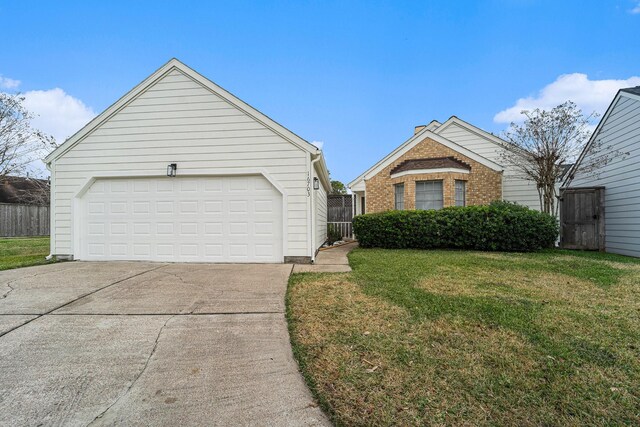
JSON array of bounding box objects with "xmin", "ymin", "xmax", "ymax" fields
[
  {"xmin": 425, "ymin": 120, "xmax": 441, "ymax": 131},
  {"xmin": 390, "ymin": 168, "xmax": 470, "ymax": 178},
  {"xmin": 561, "ymin": 89, "xmax": 638, "ymax": 188},
  {"xmin": 45, "ymin": 58, "xmax": 318, "ymax": 163},
  {"xmin": 434, "ymin": 116, "xmax": 511, "ymax": 149},
  {"xmin": 313, "ymin": 151, "xmax": 331, "ymax": 191},
  {"xmin": 348, "ymin": 128, "xmax": 503, "ymax": 188}
]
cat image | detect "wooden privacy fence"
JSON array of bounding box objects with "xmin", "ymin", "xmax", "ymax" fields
[
  {"xmin": 327, "ymin": 194, "xmax": 354, "ymax": 239},
  {"xmin": 0, "ymin": 203, "xmax": 50, "ymax": 237}
]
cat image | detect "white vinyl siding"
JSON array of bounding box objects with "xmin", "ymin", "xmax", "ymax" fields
[
  {"xmin": 394, "ymin": 183, "xmax": 405, "ymax": 210},
  {"xmin": 51, "ymin": 68, "xmax": 311, "ymax": 258},
  {"xmin": 415, "ymin": 180, "xmax": 443, "ymax": 210},
  {"xmin": 455, "ymin": 180, "xmax": 466, "ymax": 206},
  {"xmin": 315, "ymin": 173, "xmax": 328, "ymax": 249},
  {"xmin": 571, "ymin": 94, "xmax": 640, "ymax": 257},
  {"xmin": 437, "ymin": 122, "xmax": 540, "ymax": 210}
]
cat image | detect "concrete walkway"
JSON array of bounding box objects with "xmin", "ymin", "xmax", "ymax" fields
[
  {"xmin": 0, "ymin": 262, "xmax": 330, "ymax": 426},
  {"xmin": 292, "ymin": 242, "xmax": 357, "ymax": 273}
]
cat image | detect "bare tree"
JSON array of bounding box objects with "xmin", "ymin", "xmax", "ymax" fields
[
  {"xmin": 15, "ymin": 177, "xmax": 51, "ymax": 205},
  {"xmin": 499, "ymin": 101, "xmax": 616, "ymax": 216},
  {"xmin": 0, "ymin": 93, "xmax": 56, "ymax": 177}
]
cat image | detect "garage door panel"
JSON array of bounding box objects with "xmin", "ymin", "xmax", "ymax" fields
[{"xmin": 79, "ymin": 176, "xmax": 282, "ymax": 263}]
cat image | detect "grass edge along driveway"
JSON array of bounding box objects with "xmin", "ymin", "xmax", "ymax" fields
[
  {"xmin": 0, "ymin": 237, "xmax": 53, "ymax": 271},
  {"xmin": 287, "ymin": 248, "xmax": 640, "ymax": 426}
]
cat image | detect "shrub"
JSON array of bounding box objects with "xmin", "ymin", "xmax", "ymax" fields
[
  {"xmin": 352, "ymin": 201, "xmax": 558, "ymax": 252},
  {"xmin": 327, "ymin": 223, "xmax": 343, "ymax": 245}
]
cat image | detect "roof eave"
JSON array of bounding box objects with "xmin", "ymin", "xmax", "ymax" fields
[{"xmin": 45, "ymin": 58, "xmax": 318, "ymax": 164}]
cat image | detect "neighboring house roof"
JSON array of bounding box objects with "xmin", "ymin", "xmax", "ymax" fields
[
  {"xmin": 44, "ymin": 58, "xmax": 322, "ymax": 165},
  {"xmin": 390, "ymin": 157, "xmax": 471, "ymax": 175},
  {"xmin": 561, "ymin": 87, "xmax": 640, "ymax": 188},
  {"xmin": 348, "ymin": 119, "xmax": 504, "ymax": 189},
  {"xmin": 0, "ymin": 176, "xmax": 50, "ymax": 205}
]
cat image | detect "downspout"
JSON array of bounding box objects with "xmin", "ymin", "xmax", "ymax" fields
[
  {"xmin": 45, "ymin": 160, "xmax": 54, "ymax": 260},
  {"xmin": 310, "ymin": 153, "xmax": 321, "ymax": 263}
]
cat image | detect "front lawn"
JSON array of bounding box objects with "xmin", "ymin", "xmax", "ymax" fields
[
  {"xmin": 0, "ymin": 237, "xmax": 53, "ymax": 271},
  {"xmin": 287, "ymin": 249, "xmax": 640, "ymax": 426}
]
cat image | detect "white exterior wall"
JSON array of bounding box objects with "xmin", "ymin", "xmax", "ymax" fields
[
  {"xmin": 571, "ymin": 94, "xmax": 640, "ymax": 257},
  {"xmin": 314, "ymin": 174, "xmax": 328, "ymax": 249},
  {"xmin": 437, "ymin": 122, "xmax": 541, "ymax": 210},
  {"xmin": 51, "ymin": 68, "xmax": 312, "ymax": 258}
]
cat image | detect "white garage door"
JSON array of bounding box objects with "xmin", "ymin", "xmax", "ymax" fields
[{"xmin": 78, "ymin": 176, "xmax": 283, "ymax": 263}]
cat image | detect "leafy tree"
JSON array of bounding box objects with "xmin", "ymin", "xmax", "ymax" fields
[
  {"xmin": 499, "ymin": 101, "xmax": 623, "ymax": 215},
  {"xmin": 0, "ymin": 93, "xmax": 56, "ymax": 177},
  {"xmin": 331, "ymin": 180, "xmax": 347, "ymax": 195}
]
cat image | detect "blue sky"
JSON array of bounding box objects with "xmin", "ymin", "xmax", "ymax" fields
[{"xmin": 2, "ymin": 1, "xmax": 640, "ymax": 183}]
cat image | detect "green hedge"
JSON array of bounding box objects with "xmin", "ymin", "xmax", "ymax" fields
[{"xmin": 352, "ymin": 201, "xmax": 558, "ymax": 251}]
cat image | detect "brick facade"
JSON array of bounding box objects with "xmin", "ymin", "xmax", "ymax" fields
[{"xmin": 365, "ymin": 136, "xmax": 502, "ymax": 213}]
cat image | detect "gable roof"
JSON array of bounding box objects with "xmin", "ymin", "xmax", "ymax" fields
[
  {"xmin": 348, "ymin": 124, "xmax": 503, "ymax": 189},
  {"xmin": 45, "ymin": 58, "xmax": 320, "ymax": 164},
  {"xmin": 434, "ymin": 116, "xmax": 512, "ymax": 150},
  {"xmin": 561, "ymin": 87, "xmax": 640, "ymax": 188},
  {"xmin": 390, "ymin": 157, "xmax": 471, "ymax": 175}
]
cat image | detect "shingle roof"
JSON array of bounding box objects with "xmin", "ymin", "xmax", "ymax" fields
[
  {"xmin": 390, "ymin": 156, "xmax": 471, "ymax": 175},
  {"xmin": 621, "ymin": 86, "xmax": 640, "ymax": 96},
  {"xmin": 0, "ymin": 176, "xmax": 50, "ymax": 205}
]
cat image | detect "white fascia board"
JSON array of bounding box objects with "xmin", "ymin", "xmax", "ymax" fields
[
  {"xmin": 176, "ymin": 60, "xmax": 318, "ymax": 155},
  {"xmin": 425, "ymin": 120, "xmax": 441, "ymax": 131},
  {"xmin": 313, "ymin": 151, "xmax": 331, "ymax": 191},
  {"xmin": 390, "ymin": 168, "xmax": 470, "ymax": 179},
  {"xmin": 45, "ymin": 58, "xmax": 317, "ymax": 164},
  {"xmin": 435, "ymin": 116, "xmax": 512, "ymax": 150}
]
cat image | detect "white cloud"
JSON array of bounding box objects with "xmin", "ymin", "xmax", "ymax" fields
[
  {"xmin": 494, "ymin": 73, "xmax": 640, "ymax": 123},
  {"xmin": 21, "ymin": 88, "xmax": 96, "ymax": 143},
  {"xmin": 0, "ymin": 86, "xmax": 95, "ymax": 177},
  {"xmin": 631, "ymin": 1, "xmax": 640, "ymax": 13},
  {"xmin": 0, "ymin": 75, "xmax": 21, "ymax": 89},
  {"xmin": 311, "ymin": 140, "xmax": 324, "ymax": 150}
]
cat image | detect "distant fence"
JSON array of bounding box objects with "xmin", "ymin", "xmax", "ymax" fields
[
  {"xmin": 327, "ymin": 195, "xmax": 354, "ymax": 239},
  {"xmin": 0, "ymin": 203, "xmax": 50, "ymax": 237}
]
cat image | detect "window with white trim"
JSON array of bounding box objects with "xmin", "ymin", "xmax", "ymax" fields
[
  {"xmin": 455, "ymin": 180, "xmax": 466, "ymax": 207},
  {"xmin": 394, "ymin": 183, "xmax": 404, "ymax": 210},
  {"xmin": 415, "ymin": 180, "xmax": 443, "ymax": 210}
]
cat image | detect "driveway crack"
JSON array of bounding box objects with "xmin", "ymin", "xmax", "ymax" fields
[
  {"xmin": 87, "ymin": 314, "xmax": 175, "ymax": 426},
  {"xmin": 1, "ymin": 282, "xmax": 14, "ymax": 299},
  {"xmin": 1, "ymin": 268, "xmax": 59, "ymax": 299},
  {"xmin": 0, "ymin": 264, "xmax": 166, "ymax": 339}
]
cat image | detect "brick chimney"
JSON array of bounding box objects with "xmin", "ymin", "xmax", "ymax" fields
[{"xmin": 414, "ymin": 125, "xmax": 427, "ymax": 134}]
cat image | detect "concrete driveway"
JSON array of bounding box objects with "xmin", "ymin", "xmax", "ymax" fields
[{"xmin": 0, "ymin": 262, "xmax": 329, "ymax": 426}]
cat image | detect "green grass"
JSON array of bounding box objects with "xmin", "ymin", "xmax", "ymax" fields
[
  {"xmin": 287, "ymin": 248, "xmax": 640, "ymax": 426},
  {"xmin": 0, "ymin": 237, "xmax": 53, "ymax": 271}
]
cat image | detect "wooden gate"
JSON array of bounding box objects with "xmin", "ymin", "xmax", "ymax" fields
[
  {"xmin": 327, "ymin": 194, "xmax": 354, "ymax": 239},
  {"xmin": 560, "ymin": 187, "xmax": 605, "ymax": 250}
]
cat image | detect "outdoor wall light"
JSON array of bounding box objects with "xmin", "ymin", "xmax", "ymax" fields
[
  {"xmin": 313, "ymin": 177, "xmax": 320, "ymax": 190},
  {"xmin": 167, "ymin": 163, "xmax": 177, "ymax": 177}
]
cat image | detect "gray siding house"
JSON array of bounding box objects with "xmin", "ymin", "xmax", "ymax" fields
[{"xmin": 564, "ymin": 86, "xmax": 640, "ymax": 257}]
